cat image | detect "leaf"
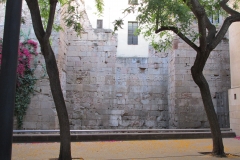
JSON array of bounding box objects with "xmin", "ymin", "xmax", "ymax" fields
[
  {"xmin": 113, "ymin": 19, "xmax": 124, "ymax": 33},
  {"xmin": 95, "ymin": 0, "xmax": 104, "ymax": 16}
]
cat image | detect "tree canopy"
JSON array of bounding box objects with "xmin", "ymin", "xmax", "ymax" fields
[
  {"xmin": 37, "ymin": 0, "xmax": 103, "ymax": 35},
  {"xmin": 113, "ymin": 0, "xmax": 240, "ymax": 51}
]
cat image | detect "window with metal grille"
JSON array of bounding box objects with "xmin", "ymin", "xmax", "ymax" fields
[
  {"xmin": 97, "ymin": 19, "xmax": 103, "ymax": 29},
  {"xmin": 128, "ymin": 0, "xmax": 138, "ymax": 5},
  {"xmin": 128, "ymin": 22, "xmax": 138, "ymax": 45}
]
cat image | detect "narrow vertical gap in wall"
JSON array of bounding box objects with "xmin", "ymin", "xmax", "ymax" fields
[{"xmin": 234, "ymin": 94, "xmax": 237, "ymax": 100}]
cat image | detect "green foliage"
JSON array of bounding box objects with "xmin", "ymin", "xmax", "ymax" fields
[
  {"xmin": 59, "ymin": 0, "xmax": 106, "ymax": 35},
  {"xmin": 38, "ymin": 0, "xmax": 64, "ymax": 32},
  {"xmin": 38, "ymin": 0, "xmax": 51, "ymax": 29},
  {"xmin": 135, "ymin": 0, "xmax": 195, "ymax": 51},
  {"xmin": 14, "ymin": 38, "xmax": 39, "ymax": 129},
  {"xmin": 149, "ymin": 31, "xmax": 174, "ymax": 52},
  {"xmin": 15, "ymin": 68, "xmax": 37, "ymax": 129},
  {"xmin": 113, "ymin": 19, "xmax": 124, "ymax": 32},
  {"xmin": 95, "ymin": 0, "xmax": 104, "ymax": 16},
  {"xmin": 0, "ymin": 33, "xmax": 39, "ymax": 129},
  {"xmin": 62, "ymin": 1, "xmax": 84, "ymax": 35},
  {"xmin": 233, "ymin": 0, "xmax": 240, "ymax": 10},
  {"xmin": 115, "ymin": 0, "xmax": 239, "ymax": 51},
  {"xmin": 37, "ymin": 0, "xmax": 87, "ymax": 35}
]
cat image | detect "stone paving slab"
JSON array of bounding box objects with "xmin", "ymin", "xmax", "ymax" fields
[{"xmin": 12, "ymin": 138, "xmax": 240, "ymax": 160}]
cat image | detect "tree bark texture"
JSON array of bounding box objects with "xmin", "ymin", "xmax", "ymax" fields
[
  {"xmin": 41, "ymin": 43, "xmax": 72, "ymax": 160},
  {"xmin": 191, "ymin": 52, "xmax": 224, "ymax": 156},
  {"xmin": 25, "ymin": 0, "xmax": 72, "ymax": 159}
]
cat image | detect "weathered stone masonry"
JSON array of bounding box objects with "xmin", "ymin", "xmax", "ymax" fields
[
  {"xmin": 0, "ymin": 2, "xmax": 230, "ymax": 130},
  {"xmin": 66, "ymin": 31, "xmax": 169, "ymax": 129},
  {"xmin": 64, "ymin": 13, "xmax": 230, "ymax": 129},
  {"xmin": 168, "ymin": 37, "xmax": 230, "ymax": 129}
]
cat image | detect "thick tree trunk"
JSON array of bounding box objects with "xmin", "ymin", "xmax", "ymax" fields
[
  {"xmin": 25, "ymin": 0, "xmax": 72, "ymax": 159},
  {"xmin": 191, "ymin": 53, "xmax": 224, "ymax": 156},
  {"xmin": 41, "ymin": 43, "xmax": 71, "ymax": 160}
]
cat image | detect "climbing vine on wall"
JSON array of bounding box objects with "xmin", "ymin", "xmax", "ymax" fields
[{"xmin": 0, "ymin": 38, "xmax": 39, "ymax": 129}]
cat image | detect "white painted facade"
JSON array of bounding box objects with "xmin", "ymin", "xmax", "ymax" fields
[{"xmin": 85, "ymin": 0, "xmax": 149, "ymax": 57}]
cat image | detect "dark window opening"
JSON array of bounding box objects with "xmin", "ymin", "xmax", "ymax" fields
[
  {"xmin": 234, "ymin": 94, "xmax": 237, "ymax": 100},
  {"xmin": 128, "ymin": 22, "xmax": 138, "ymax": 45},
  {"xmin": 128, "ymin": 0, "xmax": 138, "ymax": 5},
  {"xmin": 97, "ymin": 19, "xmax": 103, "ymax": 29}
]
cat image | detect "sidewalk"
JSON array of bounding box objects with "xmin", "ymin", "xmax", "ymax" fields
[{"xmin": 12, "ymin": 138, "xmax": 240, "ymax": 160}]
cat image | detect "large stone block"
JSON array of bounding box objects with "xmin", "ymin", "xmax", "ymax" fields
[
  {"xmin": 145, "ymin": 120, "xmax": 157, "ymax": 127},
  {"xmin": 22, "ymin": 122, "xmax": 37, "ymax": 129}
]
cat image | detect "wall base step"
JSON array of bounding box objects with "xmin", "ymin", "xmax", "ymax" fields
[{"xmin": 13, "ymin": 129, "xmax": 236, "ymax": 143}]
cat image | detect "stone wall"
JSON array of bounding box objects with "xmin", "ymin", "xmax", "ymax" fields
[
  {"xmin": 168, "ymin": 39, "xmax": 178, "ymax": 129},
  {"xmin": 0, "ymin": 2, "xmax": 231, "ymax": 130},
  {"xmin": 63, "ymin": 1, "xmax": 171, "ymax": 129},
  {"xmin": 65, "ymin": 28, "xmax": 230, "ymax": 130},
  {"xmin": 65, "ymin": 27, "xmax": 169, "ymax": 129},
  {"xmin": 168, "ymin": 37, "xmax": 230, "ymax": 129}
]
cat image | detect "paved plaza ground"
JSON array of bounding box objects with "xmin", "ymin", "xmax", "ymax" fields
[{"xmin": 12, "ymin": 138, "xmax": 240, "ymax": 160}]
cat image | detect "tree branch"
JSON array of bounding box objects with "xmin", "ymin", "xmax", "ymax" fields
[
  {"xmin": 189, "ymin": 0, "xmax": 207, "ymax": 51},
  {"xmin": 44, "ymin": 0, "xmax": 58, "ymax": 41},
  {"xmin": 209, "ymin": 14, "xmax": 240, "ymax": 50},
  {"xmin": 155, "ymin": 6, "xmax": 160, "ymax": 31},
  {"xmin": 220, "ymin": 0, "xmax": 239, "ymax": 15},
  {"xmin": 205, "ymin": 16, "xmax": 217, "ymax": 44},
  {"xmin": 25, "ymin": 0, "xmax": 45, "ymax": 43},
  {"xmin": 155, "ymin": 26, "xmax": 199, "ymax": 52}
]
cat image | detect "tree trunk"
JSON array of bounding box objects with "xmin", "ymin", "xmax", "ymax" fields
[
  {"xmin": 25, "ymin": 0, "xmax": 72, "ymax": 158},
  {"xmin": 41, "ymin": 43, "xmax": 71, "ymax": 160},
  {"xmin": 191, "ymin": 53, "xmax": 224, "ymax": 156}
]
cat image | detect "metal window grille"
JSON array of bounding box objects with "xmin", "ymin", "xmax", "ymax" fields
[
  {"xmin": 128, "ymin": 22, "xmax": 138, "ymax": 45},
  {"xmin": 97, "ymin": 19, "xmax": 103, "ymax": 29}
]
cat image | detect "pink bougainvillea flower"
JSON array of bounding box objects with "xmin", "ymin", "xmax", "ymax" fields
[
  {"xmin": 0, "ymin": 38, "xmax": 38, "ymax": 81},
  {"xmin": 17, "ymin": 63, "xmax": 25, "ymax": 77},
  {"xmin": 27, "ymin": 39, "xmax": 38, "ymax": 53}
]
